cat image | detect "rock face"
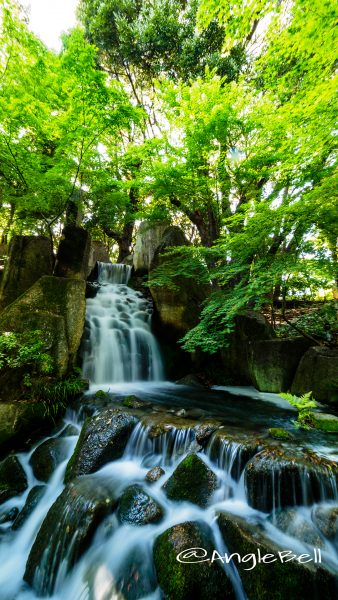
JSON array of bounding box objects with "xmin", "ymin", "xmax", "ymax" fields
[
  {"xmin": 133, "ymin": 221, "xmax": 170, "ymax": 274},
  {"xmin": 153, "ymin": 521, "xmax": 235, "ymax": 600},
  {"xmin": 218, "ymin": 512, "xmax": 337, "ymax": 600},
  {"xmin": 87, "ymin": 240, "xmax": 110, "ymax": 276},
  {"xmin": 0, "ymin": 455, "xmax": 27, "ymax": 504},
  {"xmin": 206, "ymin": 431, "xmax": 260, "ymax": 481},
  {"xmin": 12, "ymin": 485, "xmax": 45, "ymax": 530},
  {"xmin": 163, "ymin": 453, "xmax": 217, "ymax": 507},
  {"xmin": 149, "ymin": 226, "xmax": 208, "ymax": 336},
  {"xmin": 0, "ymin": 401, "xmax": 47, "ymax": 450},
  {"xmin": 221, "ymin": 311, "xmax": 275, "ymax": 384},
  {"xmin": 269, "ymin": 508, "xmax": 325, "ymax": 548},
  {"xmin": 24, "ymin": 477, "xmax": 117, "ymax": 595},
  {"xmin": 312, "ymin": 505, "xmax": 338, "ymax": 541},
  {"xmin": 117, "ymin": 484, "xmax": 163, "ymax": 525},
  {"xmin": 291, "ymin": 347, "xmax": 338, "ymax": 404},
  {"xmin": 0, "ymin": 275, "xmax": 86, "ymax": 379},
  {"xmin": 0, "ymin": 235, "xmax": 53, "ymax": 310},
  {"xmin": 54, "ymin": 225, "xmax": 91, "ymax": 280},
  {"xmin": 248, "ymin": 337, "xmax": 312, "ymax": 393},
  {"xmin": 245, "ymin": 449, "xmax": 338, "ymax": 512},
  {"xmin": 29, "ymin": 438, "xmax": 69, "ymax": 482},
  {"xmin": 65, "ymin": 410, "xmax": 137, "ymax": 482}
]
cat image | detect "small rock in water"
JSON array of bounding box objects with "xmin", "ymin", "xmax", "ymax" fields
[
  {"xmin": 122, "ymin": 395, "xmax": 152, "ymax": 409},
  {"xmin": 0, "ymin": 455, "xmax": 28, "ymax": 504},
  {"xmin": 163, "ymin": 453, "xmax": 218, "ymax": 508},
  {"xmin": 312, "ymin": 505, "xmax": 338, "ymax": 540},
  {"xmin": 268, "ymin": 427, "xmax": 293, "ymax": 441},
  {"xmin": 176, "ymin": 409, "xmax": 186, "ymax": 417},
  {"xmin": 0, "ymin": 506, "xmax": 19, "ymax": 524},
  {"xmin": 12, "ymin": 485, "xmax": 46, "ymax": 530},
  {"xmin": 195, "ymin": 422, "xmax": 219, "ymax": 446},
  {"xmin": 145, "ymin": 466, "xmax": 165, "ymax": 483},
  {"xmin": 117, "ymin": 484, "xmax": 163, "ymax": 525},
  {"xmin": 30, "ymin": 438, "xmax": 69, "ymax": 482}
]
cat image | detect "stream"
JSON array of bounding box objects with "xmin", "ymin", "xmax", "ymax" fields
[{"xmin": 0, "ymin": 263, "xmax": 337, "ymax": 599}]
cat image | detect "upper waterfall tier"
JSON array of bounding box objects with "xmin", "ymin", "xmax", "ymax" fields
[{"xmin": 82, "ymin": 262, "xmax": 163, "ymax": 384}]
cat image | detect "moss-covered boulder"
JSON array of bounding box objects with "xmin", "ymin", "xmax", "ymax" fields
[
  {"xmin": 269, "ymin": 508, "xmax": 325, "ymax": 548},
  {"xmin": 312, "ymin": 506, "xmax": 338, "ymax": 541},
  {"xmin": 245, "ymin": 449, "xmax": 338, "ymax": 512},
  {"xmin": 163, "ymin": 453, "xmax": 217, "ymax": 507},
  {"xmin": 145, "ymin": 466, "xmax": 165, "ymax": 483},
  {"xmin": 248, "ymin": 337, "xmax": 312, "ymax": 393},
  {"xmin": 268, "ymin": 427, "xmax": 293, "ymax": 441},
  {"xmin": 308, "ymin": 412, "xmax": 338, "ymax": 433},
  {"xmin": 122, "ymin": 395, "xmax": 152, "ymax": 409},
  {"xmin": 0, "ymin": 455, "xmax": 27, "ymax": 504},
  {"xmin": 153, "ymin": 521, "xmax": 235, "ymax": 600},
  {"xmin": 117, "ymin": 484, "xmax": 163, "ymax": 525},
  {"xmin": 0, "ymin": 235, "xmax": 53, "ymax": 310},
  {"xmin": 24, "ymin": 477, "xmax": 117, "ymax": 596},
  {"xmin": 291, "ymin": 347, "xmax": 338, "ymax": 404},
  {"xmin": 54, "ymin": 225, "xmax": 91, "ymax": 280},
  {"xmin": 29, "ymin": 438, "xmax": 69, "ymax": 482},
  {"xmin": 12, "ymin": 485, "xmax": 45, "ymax": 530},
  {"xmin": 218, "ymin": 512, "xmax": 337, "ymax": 600},
  {"xmin": 65, "ymin": 410, "xmax": 137, "ymax": 482},
  {"xmin": 0, "ymin": 275, "xmax": 86, "ymax": 378}
]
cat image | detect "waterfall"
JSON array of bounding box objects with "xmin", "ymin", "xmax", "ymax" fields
[{"xmin": 82, "ymin": 262, "xmax": 163, "ymax": 384}]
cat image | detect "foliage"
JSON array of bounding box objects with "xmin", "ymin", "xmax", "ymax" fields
[
  {"xmin": 276, "ymin": 303, "xmax": 337, "ymax": 344},
  {"xmin": 0, "ymin": 330, "xmax": 53, "ymax": 375},
  {"xmin": 32, "ymin": 373, "xmax": 87, "ymax": 419},
  {"xmin": 279, "ymin": 391, "xmax": 318, "ymax": 429}
]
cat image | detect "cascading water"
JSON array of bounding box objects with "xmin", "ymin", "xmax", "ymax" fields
[{"xmin": 82, "ymin": 262, "xmax": 163, "ymax": 384}]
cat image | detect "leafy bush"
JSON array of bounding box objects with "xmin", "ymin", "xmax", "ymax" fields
[
  {"xmin": 276, "ymin": 303, "xmax": 337, "ymax": 344},
  {"xmin": 33, "ymin": 373, "xmax": 88, "ymax": 419},
  {"xmin": 279, "ymin": 391, "xmax": 318, "ymax": 429},
  {"xmin": 0, "ymin": 330, "xmax": 54, "ymax": 375}
]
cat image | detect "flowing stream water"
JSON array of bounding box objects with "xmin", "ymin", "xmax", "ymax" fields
[{"xmin": 0, "ymin": 263, "xmax": 337, "ymax": 599}]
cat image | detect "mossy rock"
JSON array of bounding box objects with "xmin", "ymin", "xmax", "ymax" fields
[
  {"xmin": 117, "ymin": 484, "xmax": 163, "ymax": 525},
  {"xmin": 312, "ymin": 506, "xmax": 338, "ymax": 540},
  {"xmin": 163, "ymin": 453, "xmax": 217, "ymax": 507},
  {"xmin": 0, "ymin": 455, "xmax": 27, "ymax": 504},
  {"xmin": 145, "ymin": 466, "xmax": 165, "ymax": 483},
  {"xmin": 308, "ymin": 413, "xmax": 338, "ymax": 433},
  {"xmin": 122, "ymin": 395, "xmax": 152, "ymax": 409},
  {"xmin": 268, "ymin": 427, "xmax": 293, "ymax": 441},
  {"xmin": 12, "ymin": 485, "xmax": 45, "ymax": 530},
  {"xmin": 65, "ymin": 410, "xmax": 138, "ymax": 483},
  {"xmin": 218, "ymin": 512, "xmax": 337, "ymax": 600},
  {"xmin": 0, "ymin": 400, "xmax": 49, "ymax": 451},
  {"xmin": 29, "ymin": 438, "xmax": 69, "ymax": 482},
  {"xmin": 24, "ymin": 477, "xmax": 117, "ymax": 596},
  {"xmin": 153, "ymin": 521, "xmax": 235, "ymax": 600}
]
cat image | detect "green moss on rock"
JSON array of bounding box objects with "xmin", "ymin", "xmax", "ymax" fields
[{"xmin": 163, "ymin": 453, "xmax": 217, "ymax": 507}]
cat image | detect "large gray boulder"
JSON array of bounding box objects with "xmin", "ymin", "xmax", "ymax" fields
[
  {"xmin": 291, "ymin": 346, "xmax": 338, "ymax": 404},
  {"xmin": 65, "ymin": 410, "xmax": 137, "ymax": 482},
  {"xmin": 0, "ymin": 235, "xmax": 53, "ymax": 309},
  {"xmin": 248, "ymin": 337, "xmax": 312, "ymax": 393},
  {"xmin": 54, "ymin": 225, "xmax": 91, "ymax": 280},
  {"xmin": 133, "ymin": 220, "xmax": 170, "ymax": 274},
  {"xmin": 218, "ymin": 512, "xmax": 337, "ymax": 600}
]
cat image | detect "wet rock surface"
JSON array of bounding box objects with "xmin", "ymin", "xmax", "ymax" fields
[
  {"xmin": 65, "ymin": 410, "xmax": 138, "ymax": 482},
  {"xmin": 218, "ymin": 512, "xmax": 338, "ymax": 600},
  {"xmin": 153, "ymin": 520, "xmax": 235, "ymax": 599},
  {"xmin": 312, "ymin": 505, "xmax": 338, "ymax": 541},
  {"xmin": 163, "ymin": 453, "xmax": 217, "ymax": 507},
  {"xmin": 117, "ymin": 484, "xmax": 163, "ymax": 525},
  {"xmin": 24, "ymin": 477, "xmax": 117, "ymax": 595},
  {"xmin": 145, "ymin": 466, "xmax": 165, "ymax": 483},
  {"xmin": 245, "ymin": 449, "xmax": 338, "ymax": 512},
  {"xmin": 30, "ymin": 438, "xmax": 69, "ymax": 482},
  {"xmin": 269, "ymin": 508, "xmax": 325, "ymax": 548},
  {"xmin": 12, "ymin": 485, "xmax": 46, "ymax": 530},
  {"xmin": 0, "ymin": 455, "xmax": 27, "ymax": 504},
  {"xmin": 207, "ymin": 430, "xmax": 260, "ymax": 481}
]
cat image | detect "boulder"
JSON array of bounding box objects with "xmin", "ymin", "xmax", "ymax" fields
[
  {"xmin": 308, "ymin": 412, "xmax": 338, "ymax": 433},
  {"xmin": 245, "ymin": 449, "xmax": 338, "ymax": 512},
  {"xmin": 54, "ymin": 225, "xmax": 91, "ymax": 280},
  {"xmin": 163, "ymin": 453, "xmax": 217, "ymax": 507},
  {"xmin": 291, "ymin": 347, "xmax": 338, "ymax": 404},
  {"xmin": 117, "ymin": 484, "xmax": 163, "ymax": 525},
  {"xmin": 269, "ymin": 508, "xmax": 325, "ymax": 548},
  {"xmin": 207, "ymin": 431, "xmax": 260, "ymax": 481},
  {"xmin": 133, "ymin": 221, "xmax": 170, "ymax": 274},
  {"xmin": 145, "ymin": 466, "xmax": 165, "ymax": 483},
  {"xmin": 24, "ymin": 477, "xmax": 117, "ymax": 595},
  {"xmin": 312, "ymin": 506, "xmax": 338, "ymax": 541},
  {"xmin": 153, "ymin": 521, "xmax": 235, "ymax": 600},
  {"xmin": 221, "ymin": 311, "xmax": 275, "ymax": 384},
  {"xmin": 12, "ymin": 485, "xmax": 45, "ymax": 530},
  {"xmin": 0, "ymin": 275, "xmax": 86, "ymax": 376},
  {"xmin": 0, "ymin": 455, "xmax": 27, "ymax": 504},
  {"xmin": 268, "ymin": 427, "xmax": 293, "ymax": 441},
  {"xmin": 218, "ymin": 512, "xmax": 337, "ymax": 600},
  {"xmin": 65, "ymin": 410, "xmax": 137, "ymax": 482},
  {"xmin": 150, "ymin": 226, "xmax": 209, "ymax": 335},
  {"xmin": 122, "ymin": 395, "xmax": 152, "ymax": 409},
  {"xmin": 0, "ymin": 236, "xmax": 53, "ymax": 309},
  {"xmin": 248, "ymin": 337, "xmax": 312, "ymax": 393},
  {"xmin": 0, "ymin": 506, "xmax": 19, "ymax": 524},
  {"xmin": 29, "ymin": 438, "xmax": 69, "ymax": 482},
  {"xmin": 87, "ymin": 240, "xmax": 110, "ymax": 276},
  {"xmin": 0, "ymin": 401, "xmax": 48, "ymax": 451},
  {"xmin": 176, "ymin": 374, "xmax": 206, "ymax": 388}
]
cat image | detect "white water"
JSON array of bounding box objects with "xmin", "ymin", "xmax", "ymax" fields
[{"xmin": 82, "ymin": 263, "xmax": 163, "ymax": 385}]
